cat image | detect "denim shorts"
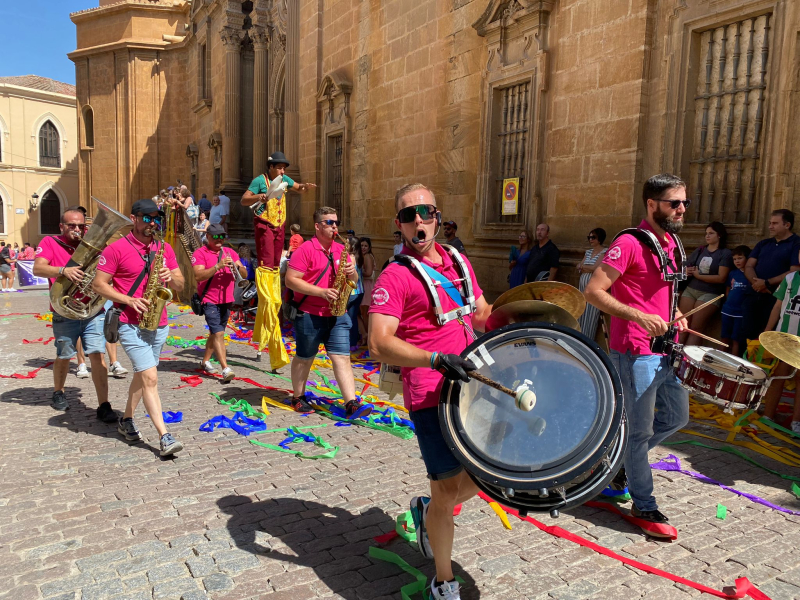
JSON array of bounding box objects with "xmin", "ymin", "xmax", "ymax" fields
[
  {"xmin": 52, "ymin": 312, "xmax": 107, "ymax": 360},
  {"xmin": 203, "ymin": 302, "xmax": 231, "ymax": 335},
  {"xmin": 409, "ymin": 406, "xmax": 464, "ymax": 481},
  {"xmin": 0, "ymin": 264, "xmax": 10, "ymax": 274},
  {"xmin": 118, "ymin": 323, "xmax": 169, "ymax": 372},
  {"xmin": 294, "ymin": 312, "xmax": 351, "ymax": 358},
  {"xmin": 721, "ymin": 313, "xmax": 744, "ymax": 341}
]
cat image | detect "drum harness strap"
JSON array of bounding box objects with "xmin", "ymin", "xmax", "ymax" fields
[{"xmin": 390, "ymin": 244, "xmax": 478, "ymax": 341}]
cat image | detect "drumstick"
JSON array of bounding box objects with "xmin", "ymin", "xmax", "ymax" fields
[
  {"xmin": 466, "ymin": 371, "xmax": 537, "ymax": 412},
  {"xmin": 666, "ymin": 294, "xmax": 724, "ymax": 326},
  {"xmin": 683, "ymin": 327, "xmax": 728, "ymax": 348}
]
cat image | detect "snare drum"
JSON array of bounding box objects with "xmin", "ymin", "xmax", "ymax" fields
[
  {"xmin": 439, "ymin": 323, "xmax": 626, "ymax": 517},
  {"xmin": 672, "ymin": 345, "xmax": 768, "ymax": 410}
]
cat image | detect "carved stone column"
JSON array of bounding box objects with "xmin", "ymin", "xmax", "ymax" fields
[
  {"xmin": 221, "ymin": 27, "xmax": 242, "ymax": 188},
  {"xmin": 284, "ymin": 2, "xmax": 300, "ymax": 181},
  {"xmin": 252, "ymin": 27, "xmax": 269, "ymax": 176}
]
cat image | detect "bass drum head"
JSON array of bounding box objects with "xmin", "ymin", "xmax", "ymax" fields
[{"xmin": 440, "ymin": 322, "xmax": 626, "ymax": 514}]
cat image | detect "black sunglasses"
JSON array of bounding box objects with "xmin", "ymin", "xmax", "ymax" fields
[
  {"xmin": 397, "ymin": 204, "xmax": 437, "ymax": 224},
  {"xmin": 317, "ymin": 219, "xmax": 339, "ymax": 227},
  {"xmin": 587, "ymin": 235, "xmax": 597, "ymax": 240},
  {"xmin": 655, "ymin": 199, "xmax": 692, "ymax": 210}
]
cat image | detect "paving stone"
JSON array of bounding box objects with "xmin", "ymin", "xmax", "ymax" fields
[
  {"xmin": 40, "ymin": 574, "xmax": 95, "ymax": 597},
  {"xmin": 76, "ymin": 550, "xmax": 129, "ymax": 572},
  {"xmin": 187, "ymin": 556, "xmax": 217, "ymax": 578},
  {"xmin": 147, "ymin": 562, "xmax": 190, "ymax": 583},
  {"xmin": 203, "ymin": 572, "xmax": 235, "ymax": 592},
  {"xmin": 80, "ymin": 579, "xmax": 125, "ymax": 600},
  {"xmin": 180, "ymin": 592, "xmax": 209, "ymax": 600},
  {"xmin": 151, "ymin": 577, "xmax": 200, "ymax": 600}
]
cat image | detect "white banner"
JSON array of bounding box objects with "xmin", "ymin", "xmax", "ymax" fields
[{"xmin": 16, "ymin": 260, "xmax": 48, "ymax": 287}]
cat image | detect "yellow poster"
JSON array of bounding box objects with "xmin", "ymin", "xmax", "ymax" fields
[{"xmin": 502, "ymin": 178, "xmax": 519, "ymax": 215}]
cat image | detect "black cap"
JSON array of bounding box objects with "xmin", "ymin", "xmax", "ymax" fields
[
  {"xmin": 443, "ymin": 220, "xmax": 457, "ymax": 229},
  {"xmin": 206, "ymin": 223, "xmax": 226, "ymax": 237},
  {"xmin": 131, "ymin": 199, "xmax": 164, "ymax": 216},
  {"xmin": 267, "ymin": 151, "xmax": 290, "ymax": 168}
]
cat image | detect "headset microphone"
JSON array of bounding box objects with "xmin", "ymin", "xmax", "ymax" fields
[{"xmin": 412, "ymin": 236, "xmax": 420, "ymax": 244}]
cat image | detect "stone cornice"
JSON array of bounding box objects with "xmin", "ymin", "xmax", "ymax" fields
[
  {"xmin": 70, "ymin": 0, "xmax": 188, "ymax": 23},
  {"xmin": 0, "ymin": 84, "xmax": 76, "ymax": 103},
  {"xmin": 68, "ymin": 40, "xmax": 176, "ymax": 60}
]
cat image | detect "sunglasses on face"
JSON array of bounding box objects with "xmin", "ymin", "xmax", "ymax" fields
[
  {"xmin": 63, "ymin": 223, "xmax": 87, "ymax": 230},
  {"xmin": 140, "ymin": 215, "xmax": 163, "ymax": 224},
  {"xmin": 317, "ymin": 219, "xmax": 339, "ymax": 227},
  {"xmin": 397, "ymin": 204, "xmax": 437, "ymax": 224},
  {"xmin": 210, "ymin": 234, "xmax": 227, "ymax": 240},
  {"xmin": 655, "ymin": 198, "xmax": 692, "ymax": 210},
  {"xmin": 587, "ymin": 235, "xmax": 597, "ymax": 240}
]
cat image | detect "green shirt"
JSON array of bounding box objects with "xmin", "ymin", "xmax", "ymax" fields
[
  {"xmin": 248, "ymin": 174, "xmax": 295, "ymax": 195},
  {"xmin": 247, "ymin": 174, "xmax": 294, "ymax": 226},
  {"xmin": 773, "ymin": 272, "xmax": 800, "ymax": 335}
]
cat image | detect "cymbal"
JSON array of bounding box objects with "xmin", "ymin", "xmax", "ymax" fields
[
  {"xmin": 759, "ymin": 331, "xmax": 800, "ymax": 370},
  {"xmin": 493, "ymin": 282, "xmax": 586, "ymax": 320},
  {"xmin": 485, "ymin": 300, "xmax": 580, "ymax": 332}
]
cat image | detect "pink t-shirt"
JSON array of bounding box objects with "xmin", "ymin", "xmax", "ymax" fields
[
  {"xmin": 191, "ymin": 246, "xmax": 241, "ymax": 305},
  {"xmin": 287, "ymin": 237, "xmax": 348, "ymax": 317},
  {"xmin": 369, "ymin": 243, "xmax": 483, "ymax": 411},
  {"xmin": 602, "ymin": 220, "xmax": 677, "ymax": 355},
  {"xmin": 97, "ymin": 233, "xmax": 179, "ymax": 328},
  {"xmin": 35, "ymin": 235, "xmax": 76, "ymax": 285}
]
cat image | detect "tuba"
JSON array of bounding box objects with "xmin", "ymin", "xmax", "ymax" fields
[
  {"xmin": 329, "ymin": 234, "xmax": 357, "ymax": 317},
  {"xmin": 50, "ymin": 197, "xmax": 132, "ymax": 320},
  {"xmin": 139, "ymin": 205, "xmax": 174, "ymax": 331}
]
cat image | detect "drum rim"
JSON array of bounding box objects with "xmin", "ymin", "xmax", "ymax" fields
[
  {"xmin": 679, "ymin": 345, "xmax": 766, "ymax": 381},
  {"xmin": 439, "ymin": 321, "xmax": 625, "ymax": 492}
]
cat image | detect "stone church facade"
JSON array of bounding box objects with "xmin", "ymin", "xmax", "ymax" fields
[{"xmin": 70, "ymin": 0, "xmax": 800, "ymax": 298}]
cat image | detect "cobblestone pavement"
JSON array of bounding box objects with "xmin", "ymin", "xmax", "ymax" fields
[{"xmin": 2, "ymin": 289, "xmax": 800, "ymax": 600}]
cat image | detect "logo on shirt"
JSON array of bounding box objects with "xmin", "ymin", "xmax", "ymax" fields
[
  {"xmin": 372, "ymin": 287, "xmax": 389, "ymax": 306},
  {"xmin": 97, "ymin": 256, "xmax": 106, "ymax": 267},
  {"xmin": 191, "ymin": 256, "xmax": 196, "ymax": 264},
  {"xmin": 607, "ymin": 246, "xmax": 621, "ymax": 260},
  {"xmin": 35, "ymin": 247, "xmax": 43, "ymax": 255}
]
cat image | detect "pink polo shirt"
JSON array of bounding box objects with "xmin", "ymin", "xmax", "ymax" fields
[
  {"xmin": 287, "ymin": 236, "xmax": 348, "ymax": 317},
  {"xmin": 369, "ymin": 243, "xmax": 483, "ymax": 412},
  {"xmin": 97, "ymin": 233, "xmax": 179, "ymax": 328},
  {"xmin": 35, "ymin": 235, "xmax": 76, "ymax": 285},
  {"xmin": 191, "ymin": 246, "xmax": 240, "ymax": 305},
  {"xmin": 602, "ymin": 220, "xmax": 677, "ymax": 355}
]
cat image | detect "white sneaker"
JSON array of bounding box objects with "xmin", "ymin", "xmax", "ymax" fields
[
  {"xmin": 0, "ymin": 289, "xmax": 7, "ymax": 293},
  {"xmin": 76, "ymin": 363, "xmax": 90, "ymax": 379},
  {"xmin": 791, "ymin": 421, "xmax": 800, "ymax": 434},
  {"xmin": 222, "ymin": 367, "xmax": 235, "ymax": 383},
  {"xmin": 430, "ymin": 579, "xmax": 461, "ymax": 600},
  {"xmin": 203, "ymin": 361, "xmax": 219, "ymax": 374},
  {"xmin": 109, "ymin": 362, "xmax": 128, "ymax": 378},
  {"xmin": 8, "ymin": 287, "xmax": 15, "ymax": 292}
]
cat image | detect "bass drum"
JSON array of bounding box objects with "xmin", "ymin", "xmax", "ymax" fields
[{"xmin": 439, "ymin": 322, "xmax": 626, "ymax": 516}]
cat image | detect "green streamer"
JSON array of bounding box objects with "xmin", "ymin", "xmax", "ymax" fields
[
  {"xmin": 224, "ymin": 359, "xmax": 340, "ymax": 397},
  {"xmin": 208, "ymin": 393, "xmax": 266, "ymax": 421},
  {"xmin": 368, "ymin": 546, "xmax": 463, "ymax": 600},
  {"xmin": 249, "ymin": 427, "xmax": 339, "ymax": 459},
  {"xmin": 792, "ymin": 483, "xmax": 800, "ymax": 500},
  {"xmin": 759, "ymin": 417, "xmax": 800, "ymax": 439}
]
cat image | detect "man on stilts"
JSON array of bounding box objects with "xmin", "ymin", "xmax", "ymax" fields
[{"xmin": 241, "ymin": 151, "xmax": 316, "ymax": 372}]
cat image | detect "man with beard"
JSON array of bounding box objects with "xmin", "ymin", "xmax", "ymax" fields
[
  {"xmin": 93, "ymin": 199, "xmax": 186, "ymax": 456},
  {"xmin": 585, "ymin": 173, "xmax": 689, "ymax": 531},
  {"xmin": 33, "ymin": 207, "xmax": 115, "ymax": 421}
]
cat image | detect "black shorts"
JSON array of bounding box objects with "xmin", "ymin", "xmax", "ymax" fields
[
  {"xmin": 203, "ymin": 302, "xmax": 231, "ymax": 334},
  {"xmin": 409, "ymin": 406, "xmax": 463, "ymax": 481}
]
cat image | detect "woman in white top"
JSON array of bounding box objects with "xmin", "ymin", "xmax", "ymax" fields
[
  {"xmin": 357, "ymin": 237, "xmax": 377, "ymax": 347},
  {"xmin": 577, "ymin": 227, "xmax": 607, "ymax": 338}
]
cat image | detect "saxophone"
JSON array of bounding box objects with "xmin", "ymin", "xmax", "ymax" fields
[
  {"xmin": 139, "ymin": 206, "xmax": 174, "ymax": 331},
  {"xmin": 50, "ymin": 197, "xmax": 132, "ymax": 320},
  {"xmin": 329, "ymin": 234, "xmax": 357, "ymax": 317}
]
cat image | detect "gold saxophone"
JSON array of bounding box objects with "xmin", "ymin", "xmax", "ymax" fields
[
  {"xmin": 139, "ymin": 206, "xmax": 174, "ymax": 331},
  {"xmin": 329, "ymin": 234, "xmax": 357, "ymax": 317}
]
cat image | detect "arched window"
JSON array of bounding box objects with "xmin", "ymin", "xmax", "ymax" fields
[
  {"xmin": 39, "ymin": 120, "xmax": 61, "ymax": 168},
  {"xmin": 40, "ymin": 190, "xmax": 61, "ymax": 234},
  {"xmin": 82, "ymin": 106, "xmax": 94, "ymax": 148}
]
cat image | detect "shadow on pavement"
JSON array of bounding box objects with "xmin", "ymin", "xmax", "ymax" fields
[{"xmin": 217, "ymin": 495, "xmax": 480, "ymax": 599}]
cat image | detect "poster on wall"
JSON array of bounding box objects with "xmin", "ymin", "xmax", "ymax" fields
[{"xmin": 502, "ymin": 178, "xmax": 519, "ymax": 215}]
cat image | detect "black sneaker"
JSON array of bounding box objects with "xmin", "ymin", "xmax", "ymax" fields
[
  {"xmin": 631, "ymin": 505, "xmax": 669, "ymax": 523},
  {"xmin": 291, "ymin": 396, "xmax": 315, "ymax": 414},
  {"xmin": 51, "ymin": 390, "xmax": 68, "ymax": 411},
  {"xmin": 345, "ymin": 399, "xmax": 372, "ymax": 419},
  {"xmin": 96, "ymin": 402, "xmax": 118, "ymax": 423},
  {"xmin": 117, "ymin": 417, "xmax": 143, "ymax": 443}
]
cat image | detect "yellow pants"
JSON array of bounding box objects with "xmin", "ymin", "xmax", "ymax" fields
[{"xmin": 253, "ymin": 267, "xmax": 289, "ymax": 370}]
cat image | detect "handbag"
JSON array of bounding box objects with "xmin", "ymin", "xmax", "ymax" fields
[
  {"xmin": 190, "ymin": 251, "xmax": 223, "ymax": 315},
  {"xmin": 104, "ymin": 250, "xmax": 156, "ymax": 343},
  {"xmin": 282, "ymin": 257, "xmax": 332, "ymax": 321},
  {"xmin": 186, "ymin": 203, "xmax": 199, "ymax": 220}
]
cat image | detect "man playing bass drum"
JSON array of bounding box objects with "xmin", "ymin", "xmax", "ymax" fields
[
  {"xmin": 585, "ymin": 173, "xmax": 689, "ymax": 532},
  {"xmin": 369, "ymin": 184, "xmax": 491, "ymax": 600}
]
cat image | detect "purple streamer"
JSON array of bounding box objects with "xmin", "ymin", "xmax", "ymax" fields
[{"xmin": 651, "ymin": 454, "xmax": 800, "ymax": 516}]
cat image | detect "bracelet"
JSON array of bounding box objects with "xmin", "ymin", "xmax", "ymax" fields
[
  {"xmin": 430, "ymin": 352, "xmax": 439, "ymax": 370},
  {"xmin": 58, "ymin": 267, "xmax": 65, "ymax": 276}
]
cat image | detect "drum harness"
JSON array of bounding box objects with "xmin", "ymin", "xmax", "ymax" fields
[{"xmin": 610, "ymin": 228, "xmax": 686, "ymax": 354}]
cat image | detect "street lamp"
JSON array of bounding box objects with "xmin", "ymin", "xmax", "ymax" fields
[{"xmin": 30, "ymin": 193, "xmax": 40, "ymax": 210}]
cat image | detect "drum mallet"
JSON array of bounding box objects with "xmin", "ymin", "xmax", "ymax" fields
[{"xmin": 467, "ymin": 371, "xmax": 537, "ymax": 412}]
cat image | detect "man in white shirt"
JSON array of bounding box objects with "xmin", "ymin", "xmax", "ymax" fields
[
  {"xmin": 393, "ymin": 231, "xmax": 403, "ymax": 256},
  {"xmin": 218, "ymin": 189, "xmax": 231, "ymax": 234},
  {"xmin": 209, "ymin": 195, "xmax": 227, "ymax": 230}
]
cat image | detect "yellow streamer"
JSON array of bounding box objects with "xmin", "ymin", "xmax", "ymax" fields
[
  {"xmin": 487, "ymin": 501, "xmax": 513, "ymax": 530},
  {"xmin": 262, "ymin": 396, "xmax": 294, "ymax": 413}
]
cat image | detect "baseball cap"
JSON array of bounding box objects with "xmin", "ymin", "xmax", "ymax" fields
[
  {"xmin": 207, "ymin": 223, "xmax": 226, "ymax": 237},
  {"xmin": 131, "ymin": 199, "xmax": 164, "ymax": 216},
  {"xmin": 443, "ymin": 220, "xmax": 457, "ymax": 229}
]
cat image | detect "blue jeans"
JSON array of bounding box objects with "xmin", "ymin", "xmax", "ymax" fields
[
  {"xmin": 294, "ymin": 312, "xmax": 351, "ymax": 358},
  {"xmin": 118, "ymin": 324, "xmax": 169, "ymax": 372},
  {"xmin": 610, "ymin": 350, "xmax": 689, "ymax": 511},
  {"xmin": 52, "ymin": 312, "xmax": 107, "ymax": 359},
  {"xmin": 346, "ymin": 293, "xmax": 363, "ymax": 348}
]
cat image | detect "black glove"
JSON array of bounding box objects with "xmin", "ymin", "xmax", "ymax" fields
[{"xmin": 435, "ymin": 353, "xmax": 477, "ymax": 382}]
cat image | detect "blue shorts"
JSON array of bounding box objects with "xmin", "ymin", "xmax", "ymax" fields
[
  {"xmin": 721, "ymin": 313, "xmax": 744, "ymax": 341},
  {"xmin": 409, "ymin": 407, "xmax": 464, "ymax": 481},
  {"xmin": 52, "ymin": 312, "xmax": 106, "ymax": 360},
  {"xmin": 118, "ymin": 324, "xmax": 169, "ymax": 372},
  {"xmin": 203, "ymin": 302, "xmax": 231, "ymax": 335},
  {"xmin": 294, "ymin": 312, "xmax": 351, "ymax": 359}
]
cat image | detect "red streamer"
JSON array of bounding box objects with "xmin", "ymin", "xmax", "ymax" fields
[
  {"xmin": 585, "ymin": 501, "xmax": 677, "ymax": 540},
  {"xmin": 478, "ymin": 493, "xmax": 770, "ymax": 599},
  {"xmin": 22, "ymin": 337, "xmax": 54, "ymax": 345},
  {"xmin": 173, "ymin": 375, "xmax": 204, "ymax": 389},
  {"xmin": 0, "ymin": 362, "xmax": 54, "ymax": 379}
]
